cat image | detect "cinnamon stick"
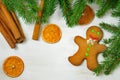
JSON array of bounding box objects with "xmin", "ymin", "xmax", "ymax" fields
[
  {"xmin": 0, "ymin": 0, "xmax": 2, "ymax": 4},
  {"xmin": 32, "ymin": 0, "xmax": 44, "ymax": 40},
  {"xmin": 10, "ymin": 12, "xmax": 25, "ymax": 43},
  {"xmin": 0, "ymin": 1, "xmax": 25, "ymax": 48},
  {"xmin": 0, "ymin": 21, "xmax": 16, "ymax": 48},
  {"xmin": 0, "ymin": 3, "xmax": 21, "ymax": 42},
  {"xmin": 0, "ymin": 17, "xmax": 16, "ymax": 44},
  {"xmin": 0, "ymin": 10, "xmax": 17, "ymax": 43}
]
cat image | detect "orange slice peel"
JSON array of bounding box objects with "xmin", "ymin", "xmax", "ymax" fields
[
  {"xmin": 42, "ymin": 24, "xmax": 62, "ymax": 43},
  {"xmin": 3, "ymin": 56, "xmax": 24, "ymax": 78}
]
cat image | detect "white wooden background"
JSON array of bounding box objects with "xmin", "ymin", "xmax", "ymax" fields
[{"xmin": 0, "ymin": 4, "xmax": 119, "ymax": 80}]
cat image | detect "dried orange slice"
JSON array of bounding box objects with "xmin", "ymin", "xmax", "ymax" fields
[
  {"xmin": 78, "ymin": 5, "xmax": 95, "ymax": 25},
  {"xmin": 42, "ymin": 24, "xmax": 61, "ymax": 43},
  {"xmin": 3, "ymin": 56, "xmax": 24, "ymax": 78}
]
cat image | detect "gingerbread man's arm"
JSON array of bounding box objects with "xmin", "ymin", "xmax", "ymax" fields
[
  {"xmin": 74, "ymin": 36, "xmax": 85, "ymax": 46},
  {"xmin": 96, "ymin": 44, "xmax": 106, "ymax": 53}
]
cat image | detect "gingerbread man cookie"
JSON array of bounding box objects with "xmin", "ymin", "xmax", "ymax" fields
[{"xmin": 68, "ymin": 26, "xmax": 106, "ymax": 70}]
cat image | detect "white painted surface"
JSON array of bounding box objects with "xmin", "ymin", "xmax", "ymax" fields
[{"xmin": 0, "ymin": 4, "xmax": 119, "ymax": 80}]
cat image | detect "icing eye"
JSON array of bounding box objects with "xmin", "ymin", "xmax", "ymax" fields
[
  {"xmin": 91, "ymin": 29, "xmax": 95, "ymax": 33},
  {"xmin": 97, "ymin": 32, "xmax": 100, "ymax": 35}
]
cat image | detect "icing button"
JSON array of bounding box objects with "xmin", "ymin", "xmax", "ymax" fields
[
  {"xmin": 87, "ymin": 47, "xmax": 90, "ymax": 51},
  {"xmin": 88, "ymin": 44, "xmax": 92, "ymax": 47},
  {"xmin": 85, "ymin": 52, "xmax": 89, "ymax": 57}
]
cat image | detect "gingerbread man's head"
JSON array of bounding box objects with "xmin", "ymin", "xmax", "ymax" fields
[{"xmin": 86, "ymin": 26, "xmax": 103, "ymax": 42}]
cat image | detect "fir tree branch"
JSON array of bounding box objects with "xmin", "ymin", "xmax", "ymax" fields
[
  {"xmin": 94, "ymin": 57, "xmax": 120, "ymax": 75},
  {"xmin": 58, "ymin": 0, "xmax": 72, "ymax": 26},
  {"xmin": 103, "ymin": 38, "xmax": 113, "ymax": 44},
  {"xmin": 104, "ymin": 58, "xmax": 120, "ymax": 75},
  {"xmin": 112, "ymin": 0, "xmax": 120, "ymax": 17},
  {"xmin": 42, "ymin": 0, "xmax": 58, "ymax": 23},
  {"xmin": 100, "ymin": 24, "xmax": 120, "ymax": 58},
  {"xmin": 99, "ymin": 22, "xmax": 118, "ymax": 34},
  {"xmin": 88, "ymin": 0, "xmax": 95, "ymax": 3},
  {"xmin": 69, "ymin": 0, "xmax": 73, "ymax": 4},
  {"xmin": 96, "ymin": 0, "xmax": 110, "ymax": 17},
  {"xmin": 96, "ymin": 0, "xmax": 118, "ymax": 18},
  {"xmin": 88, "ymin": 0, "xmax": 104, "ymax": 4},
  {"xmin": 94, "ymin": 23, "xmax": 120, "ymax": 75},
  {"xmin": 94, "ymin": 58, "xmax": 110, "ymax": 75},
  {"xmin": 2, "ymin": 0, "xmax": 39, "ymax": 23},
  {"xmin": 103, "ymin": 34, "xmax": 120, "ymax": 57},
  {"xmin": 59, "ymin": 0, "xmax": 86, "ymax": 27},
  {"xmin": 69, "ymin": 0, "xmax": 86, "ymax": 27}
]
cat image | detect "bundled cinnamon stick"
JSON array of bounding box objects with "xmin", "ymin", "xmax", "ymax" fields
[
  {"xmin": 10, "ymin": 12, "xmax": 25, "ymax": 43},
  {"xmin": 0, "ymin": 1, "xmax": 25, "ymax": 48},
  {"xmin": 0, "ymin": 21, "xmax": 16, "ymax": 48},
  {"xmin": 0, "ymin": 4, "xmax": 21, "ymax": 41},
  {"xmin": 0, "ymin": 12, "xmax": 17, "ymax": 44},
  {"xmin": 32, "ymin": 0, "xmax": 44, "ymax": 40}
]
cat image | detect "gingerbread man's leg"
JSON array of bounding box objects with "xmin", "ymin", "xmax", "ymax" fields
[
  {"xmin": 86, "ymin": 56, "xmax": 98, "ymax": 70},
  {"xmin": 68, "ymin": 50, "xmax": 85, "ymax": 66}
]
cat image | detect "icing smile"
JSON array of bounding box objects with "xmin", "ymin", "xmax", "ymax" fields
[{"xmin": 89, "ymin": 35, "xmax": 99, "ymax": 40}]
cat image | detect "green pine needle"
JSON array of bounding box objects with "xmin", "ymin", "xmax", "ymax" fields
[
  {"xmin": 96, "ymin": 0, "xmax": 118, "ymax": 18},
  {"xmin": 2, "ymin": 0, "xmax": 39, "ymax": 23},
  {"xmin": 96, "ymin": 0, "xmax": 111, "ymax": 18},
  {"xmin": 58, "ymin": 0, "xmax": 72, "ymax": 26},
  {"xmin": 69, "ymin": 0, "xmax": 86, "ymax": 27},
  {"xmin": 59, "ymin": 0, "xmax": 86, "ymax": 27},
  {"xmin": 88, "ymin": 0, "xmax": 104, "ymax": 4},
  {"xmin": 112, "ymin": 0, "xmax": 120, "ymax": 17},
  {"xmin": 99, "ymin": 22, "xmax": 118, "ymax": 34},
  {"xmin": 94, "ymin": 58, "xmax": 120, "ymax": 75},
  {"xmin": 42, "ymin": 0, "xmax": 58, "ymax": 23},
  {"xmin": 94, "ymin": 22, "xmax": 120, "ymax": 75},
  {"xmin": 94, "ymin": 59, "xmax": 109, "ymax": 75},
  {"xmin": 88, "ymin": 0, "xmax": 95, "ymax": 3}
]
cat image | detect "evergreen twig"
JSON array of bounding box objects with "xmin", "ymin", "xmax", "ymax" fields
[
  {"xmin": 112, "ymin": 0, "xmax": 120, "ymax": 17},
  {"xmin": 88, "ymin": 0, "xmax": 104, "ymax": 4},
  {"xmin": 96, "ymin": 0, "xmax": 118, "ymax": 18},
  {"xmin": 94, "ymin": 22, "xmax": 120, "ymax": 75},
  {"xmin": 2, "ymin": 0, "xmax": 39, "ymax": 23},
  {"xmin": 58, "ymin": 0, "xmax": 72, "ymax": 26},
  {"xmin": 59, "ymin": 0, "xmax": 86, "ymax": 27},
  {"xmin": 94, "ymin": 57, "xmax": 120, "ymax": 75},
  {"xmin": 100, "ymin": 22, "xmax": 118, "ymax": 34},
  {"xmin": 42, "ymin": 0, "xmax": 58, "ymax": 23},
  {"xmin": 69, "ymin": 0, "xmax": 86, "ymax": 27}
]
